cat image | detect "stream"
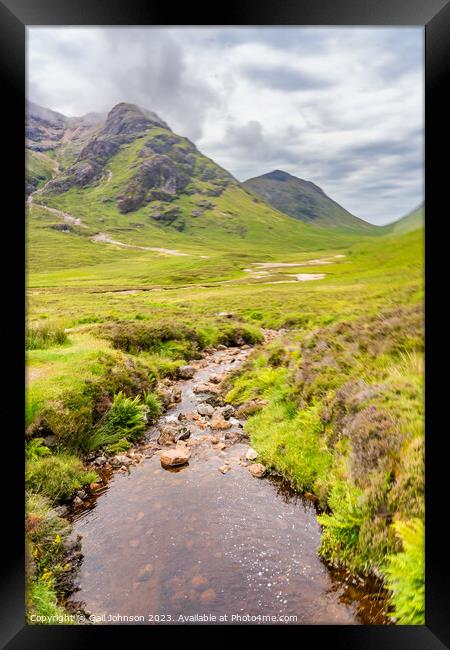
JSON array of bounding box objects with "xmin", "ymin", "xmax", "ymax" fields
[{"xmin": 67, "ymin": 343, "xmax": 388, "ymax": 625}]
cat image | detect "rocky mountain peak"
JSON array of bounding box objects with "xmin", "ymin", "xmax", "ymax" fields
[
  {"xmin": 263, "ymin": 170, "xmax": 292, "ymax": 182},
  {"xmin": 103, "ymin": 103, "xmax": 169, "ymax": 137}
]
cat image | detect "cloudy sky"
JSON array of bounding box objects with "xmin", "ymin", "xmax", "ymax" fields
[{"xmin": 27, "ymin": 27, "xmax": 423, "ymax": 224}]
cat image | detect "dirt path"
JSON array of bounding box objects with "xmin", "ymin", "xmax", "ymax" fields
[{"xmin": 91, "ymin": 232, "xmax": 189, "ymax": 256}]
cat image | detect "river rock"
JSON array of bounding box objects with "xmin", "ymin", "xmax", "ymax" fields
[
  {"xmin": 176, "ymin": 427, "xmax": 191, "ymax": 441},
  {"xmin": 158, "ymin": 386, "xmax": 181, "ymax": 406},
  {"xmin": 224, "ymin": 431, "xmax": 242, "ymax": 444},
  {"xmin": 248, "ymin": 463, "xmax": 266, "ymax": 478},
  {"xmin": 197, "ymin": 403, "xmax": 214, "ymax": 417},
  {"xmin": 137, "ymin": 563, "xmax": 154, "ymax": 582},
  {"xmin": 246, "ymin": 448, "xmax": 258, "ymax": 461},
  {"xmin": 157, "ymin": 425, "xmax": 178, "ymax": 445},
  {"xmin": 220, "ymin": 404, "xmax": 235, "ymax": 420},
  {"xmin": 171, "ymin": 387, "xmax": 182, "ymax": 403},
  {"xmin": 93, "ymin": 455, "xmax": 107, "ymax": 466},
  {"xmin": 178, "ymin": 365, "xmax": 195, "ymax": 379},
  {"xmin": 228, "ymin": 417, "xmax": 243, "ymax": 428},
  {"xmin": 160, "ymin": 448, "xmax": 191, "ymax": 468},
  {"xmin": 73, "ymin": 496, "xmax": 83, "ymax": 506},
  {"xmin": 111, "ymin": 454, "xmax": 133, "ymax": 467},
  {"xmin": 193, "ymin": 383, "xmax": 220, "ymax": 395},
  {"xmin": 217, "ymin": 344, "xmax": 227, "ymax": 350},
  {"xmin": 210, "ymin": 416, "xmax": 231, "ymax": 430},
  {"xmin": 218, "ymin": 465, "xmax": 231, "ymax": 474},
  {"xmin": 209, "ymin": 373, "xmax": 221, "ymax": 384}
]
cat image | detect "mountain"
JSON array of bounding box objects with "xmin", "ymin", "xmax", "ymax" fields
[
  {"xmin": 27, "ymin": 103, "xmax": 378, "ymax": 263},
  {"xmin": 384, "ymin": 203, "xmax": 424, "ymax": 234},
  {"xmin": 26, "ymin": 101, "xmax": 106, "ymax": 194},
  {"xmin": 242, "ymin": 170, "xmax": 377, "ymax": 233},
  {"xmin": 42, "ymin": 102, "xmax": 234, "ymax": 213}
]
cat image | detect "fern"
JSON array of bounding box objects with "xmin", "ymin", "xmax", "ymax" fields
[
  {"xmin": 83, "ymin": 391, "xmax": 148, "ymax": 452},
  {"xmin": 384, "ymin": 518, "xmax": 425, "ymax": 624},
  {"xmin": 26, "ymin": 438, "xmax": 51, "ymax": 461},
  {"xmin": 143, "ymin": 391, "xmax": 162, "ymax": 423}
]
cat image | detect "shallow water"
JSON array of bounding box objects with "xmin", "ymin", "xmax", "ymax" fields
[{"xmin": 69, "ymin": 347, "xmax": 387, "ymax": 625}]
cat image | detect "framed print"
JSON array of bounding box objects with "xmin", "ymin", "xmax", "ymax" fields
[{"xmin": 0, "ymin": 0, "xmax": 449, "ymax": 646}]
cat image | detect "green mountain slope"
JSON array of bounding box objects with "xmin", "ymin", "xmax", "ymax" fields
[
  {"xmin": 384, "ymin": 203, "xmax": 424, "ymax": 235},
  {"xmin": 243, "ymin": 170, "xmax": 377, "ymax": 233}
]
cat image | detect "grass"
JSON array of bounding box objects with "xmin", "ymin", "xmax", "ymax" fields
[
  {"xmin": 26, "ymin": 453, "xmax": 98, "ymax": 503},
  {"xmin": 26, "ymin": 493, "xmax": 75, "ymax": 623},
  {"xmin": 26, "ymin": 150, "xmax": 56, "ymax": 192},
  {"xmin": 26, "ymin": 322, "xmax": 68, "ymax": 350}
]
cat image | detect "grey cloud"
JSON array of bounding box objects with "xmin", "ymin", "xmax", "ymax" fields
[
  {"xmin": 240, "ymin": 63, "xmax": 332, "ymax": 92},
  {"xmin": 221, "ymin": 121, "xmax": 302, "ymax": 166},
  {"xmin": 345, "ymin": 139, "xmax": 420, "ymax": 159}
]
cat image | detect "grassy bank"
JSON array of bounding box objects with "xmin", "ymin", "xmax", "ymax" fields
[{"xmin": 225, "ymin": 306, "xmax": 424, "ymax": 623}]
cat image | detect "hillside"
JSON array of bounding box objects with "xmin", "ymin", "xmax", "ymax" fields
[
  {"xmin": 26, "ymin": 101, "xmax": 105, "ymax": 195},
  {"xmin": 384, "ymin": 203, "xmax": 424, "ymax": 235},
  {"xmin": 243, "ymin": 170, "xmax": 377, "ymax": 233}
]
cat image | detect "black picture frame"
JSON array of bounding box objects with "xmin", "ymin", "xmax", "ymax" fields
[{"xmin": 1, "ymin": 0, "xmax": 448, "ymax": 646}]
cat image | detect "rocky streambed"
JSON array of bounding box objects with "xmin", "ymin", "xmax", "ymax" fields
[{"xmin": 66, "ymin": 341, "xmax": 388, "ymax": 625}]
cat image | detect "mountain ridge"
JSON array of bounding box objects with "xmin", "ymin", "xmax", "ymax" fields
[
  {"xmin": 27, "ymin": 102, "xmax": 381, "ymax": 255},
  {"xmin": 243, "ymin": 169, "xmax": 377, "ymax": 232}
]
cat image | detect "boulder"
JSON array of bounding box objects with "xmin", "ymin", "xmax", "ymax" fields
[
  {"xmin": 111, "ymin": 454, "xmax": 132, "ymax": 467},
  {"xmin": 248, "ymin": 463, "xmax": 266, "ymax": 478},
  {"xmin": 193, "ymin": 383, "xmax": 219, "ymax": 395},
  {"xmin": 158, "ymin": 386, "xmax": 181, "ymax": 406},
  {"xmin": 197, "ymin": 403, "xmax": 214, "ymax": 417},
  {"xmin": 220, "ymin": 405, "xmax": 235, "ymax": 420},
  {"xmin": 224, "ymin": 431, "xmax": 244, "ymax": 444},
  {"xmin": 160, "ymin": 447, "xmax": 191, "ymax": 468},
  {"xmin": 178, "ymin": 365, "xmax": 196, "ymax": 379},
  {"xmin": 210, "ymin": 416, "xmax": 231, "ymax": 431},
  {"xmin": 157, "ymin": 425, "xmax": 178, "ymax": 445},
  {"xmin": 93, "ymin": 455, "xmax": 107, "ymax": 466}
]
